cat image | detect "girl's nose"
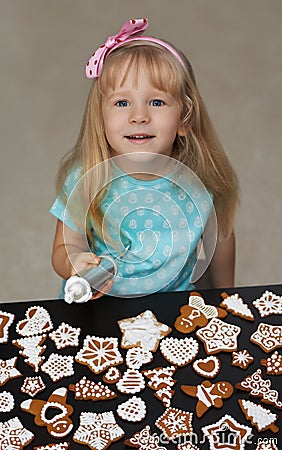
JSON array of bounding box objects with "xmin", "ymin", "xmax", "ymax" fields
[{"xmin": 129, "ymin": 106, "xmax": 150, "ymax": 124}]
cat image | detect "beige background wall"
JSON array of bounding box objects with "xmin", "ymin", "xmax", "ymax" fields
[{"xmin": 1, "ymin": 0, "xmax": 281, "ymax": 302}]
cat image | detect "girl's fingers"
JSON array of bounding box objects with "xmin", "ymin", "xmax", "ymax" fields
[{"xmin": 90, "ymin": 279, "xmax": 114, "ymax": 300}]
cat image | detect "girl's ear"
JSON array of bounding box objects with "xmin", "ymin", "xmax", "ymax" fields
[{"xmin": 177, "ymin": 122, "xmax": 188, "ymax": 137}]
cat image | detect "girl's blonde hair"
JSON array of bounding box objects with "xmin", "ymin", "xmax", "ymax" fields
[{"xmin": 56, "ymin": 41, "xmax": 239, "ymax": 246}]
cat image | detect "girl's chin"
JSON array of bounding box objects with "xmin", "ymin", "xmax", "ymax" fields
[{"xmin": 112, "ymin": 152, "xmax": 175, "ymax": 177}]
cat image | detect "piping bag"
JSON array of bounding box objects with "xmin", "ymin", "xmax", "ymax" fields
[{"xmin": 64, "ymin": 244, "xmax": 130, "ymax": 304}]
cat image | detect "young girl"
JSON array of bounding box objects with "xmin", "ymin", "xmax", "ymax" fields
[{"xmin": 50, "ymin": 18, "xmax": 239, "ymax": 299}]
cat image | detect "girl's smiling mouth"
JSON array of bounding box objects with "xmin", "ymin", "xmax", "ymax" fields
[{"xmin": 125, "ymin": 134, "xmax": 155, "ymax": 142}]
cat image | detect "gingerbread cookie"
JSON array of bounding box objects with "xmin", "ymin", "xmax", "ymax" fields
[
  {"xmin": 232, "ymin": 349, "xmax": 254, "ymax": 369},
  {"xmin": 73, "ymin": 411, "xmax": 125, "ymax": 450},
  {"xmin": 118, "ymin": 310, "xmax": 171, "ymax": 352},
  {"xmin": 20, "ymin": 387, "xmax": 73, "ymax": 438},
  {"xmin": 192, "ymin": 355, "xmax": 221, "ymax": 378},
  {"xmin": 142, "ymin": 366, "xmax": 177, "ymax": 391},
  {"xmin": 174, "ymin": 292, "xmax": 227, "ymax": 334},
  {"xmin": 236, "ymin": 369, "xmax": 282, "ymax": 409},
  {"xmin": 252, "ymin": 290, "xmax": 282, "ymax": 317},
  {"xmin": 0, "ymin": 309, "xmax": 15, "ymax": 343},
  {"xmin": 13, "ymin": 334, "xmax": 47, "ymax": 372},
  {"xmin": 155, "ymin": 407, "xmax": 193, "ymax": 441},
  {"xmin": 261, "ymin": 351, "xmax": 282, "ymax": 375},
  {"xmin": 160, "ymin": 336, "xmax": 199, "ymax": 366},
  {"xmin": 49, "ymin": 322, "xmax": 81, "ymax": 349},
  {"xmin": 41, "ymin": 353, "xmax": 74, "ymax": 382},
  {"xmin": 126, "ymin": 346, "xmax": 153, "ymax": 369},
  {"xmin": 124, "ymin": 425, "xmax": 166, "ymax": 449},
  {"xmin": 220, "ymin": 292, "xmax": 254, "ymax": 321},
  {"xmin": 177, "ymin": 444, "xmax": 200, "ymax": 450},
  {"xmin": 0, "ymin": 356, "xmax": 22, "ymax": 386},
  {"xmin": 202, "ymin": 414, "xmax": 252, "ymax": 450},
  {"xmin": 16, "ymin": 306, "xmax": 53, "ymax": 336},
  {"xmin": 102, "ymin": 367, "xmax": 121, "ymax": 384},
  {"xmin": 34, "ymin": 444, "xmax": 70, "ymax": 450},
  {"xmin": 21, "ymin": 376, "xmax": 46, "ymax": 397},
  {"xmin": 250, "ymin": 323, "xmax": 282, "ymax": 353},
  {"xmin": 75, "ymin": 335, "xmax": 123, "ymax": 374},
  {"xmin": 116, "ymin": 368, "xmax": 146, "ymax": 394},
  {"xmin": 117, "ymin": 396, "xmax": 146, "ymax": 422},
  {"xmin": 0, "ymin": 417, "xmax": 34, "ymax": 449},
  {"xmin": 69, "ymin": 376, "xmax": 117, "ymax": 401},
  {"xmin": 196, "ymin": 318, "xmax": 241, "ymax": 354},
  {"xmin": 238, "ymin": 399, "xmax": 279, "ymax": 433},
  {"xmin": 154, "ymin": 386, "xmax": 175, "ymax": 408},
  {"xmin": 255, "ymin": 442, "xmax": 278, "ymax": 450},
  {"xmin": 181, "ymin": 380, "xmax": 234, "ymax": 417},
  {"xmin": 0, "ymin": 391, "xmax": 14, "ymax": 413}
]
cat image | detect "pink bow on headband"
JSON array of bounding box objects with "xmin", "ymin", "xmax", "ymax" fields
[
  {"xmin": 86, "ymin": 18, "xmax": 185, "ymax": 78},
  {"xmin": 86, "ymin": 18, "xmax": 148, "ymax": 78}
]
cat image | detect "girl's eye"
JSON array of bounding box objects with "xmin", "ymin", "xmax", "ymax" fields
[
  {"xmin": 150, "ymin": 99, "xmax": 164, "ymax": 107},
  {"xmin": 115, "ymin": 100, "xmax": 129, "ymax": 107}
]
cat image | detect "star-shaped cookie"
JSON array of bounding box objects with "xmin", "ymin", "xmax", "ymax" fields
[
  {"xmin": 202, "ymin": 414, "xmax": 252, "ymax": 450},
  {"xmin": 118, "ymin": 310, "xmax": 171, "ymax": 352},
  {"xmin": 196, "ymin": 318, "xmax": 241, "ymax": 354},
  {"xmin": 0, "ymin": 417, "xmax": 34, "ymax": 449},
  {"xmin": 73, "ymin": 411, "xmax": 124, "ymax": 450},
  {"xmin": 0, "ymin": 356, "xmax": 22, "ymax": 386}
]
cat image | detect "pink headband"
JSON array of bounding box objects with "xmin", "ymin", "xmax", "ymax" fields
[{"xmin": 86, "ymin": 18, "xmax": 185, "ymax": 78}]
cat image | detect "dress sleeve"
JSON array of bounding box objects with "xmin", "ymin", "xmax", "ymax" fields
[{"xmin": 49, "ymin": 166, "xmax": 84, "ymax": 233}]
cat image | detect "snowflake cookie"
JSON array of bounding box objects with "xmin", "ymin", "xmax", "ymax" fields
[
  {"xmin": 41, "ymin": 353, "xmax": 74, "ymax": 382},
  {"xmin": 0, "ymin": 391, "xmax": 14, "ymax": 412},
  {"xmin": 220, "ymin": 292, "xmax": 254, "ymax": 321},
  {"xmin": 181, "ymin": 380, "xmax": 233, "ymax": 417},
  {"xmin": 236, "ymin": 368, "xmax": 282, "ymax": 409},
  {"xmin": 21, "ymin": 387, "xmax": 73, "ymax": 438},
  {"xmin": 260, "ymin": 351, "xmax": 282, "ymax": 375},
  {"xmin": 21, "ymin": 376, "xmax": 46, "ymax": 397},
  {"xmin": 73, "ymin": 411, "xmax": 125, "ymax": 450},
  {"xmin": 238, "ymin": 399, "xmax": 279, "ymax": 433},
  {"xmin": 202, "ymin": 414, "xmax": 252, "ymax": 450},
  {"xmin": 155, "ymin": 407, "xmax": 193, "ymax": 441},
  {"xmin": 160, "ymin": 336, "xmax": 199, "ymax": 366},
  {"xmin": 75, "ymin": 336, "xmax": 123, "ymax": 374},
  {"xmin": 192, "ymin": 355, "xmax": 221, "ymax": 378},
  {"xmin": 118, "ymin": 310, "xmax": 171, "ymax": 352},
  {"xmin": 196, "ymin": 318, "xmax": 241, "ymax": 354},
  {"xmin": 250, "ymin": 323, "xmax": 282, "ymax": 353},
  {"xmin": 253, "ymin": 290, "xmax": 282, "ymax": 317},
  {"xmin": 69, "ymin": 376, "xmax": 117, "ymax": 401},
  {"xmin": 0, "ymin": 417, "xmax": 34, "ymax": 449},
  {"xmin": 0, "ymin": 309, "xmax": 15, "ymax": 343},
  {"xmin": 117, "ymin": 396, "xmax": 147, "ymax": 422},
  {"xmin": 16, "ymin": 306, "xmax": 53, "ymax": 336},
  {"xmin": 49, "ymin": 322, "xmax": 81, "ymax": 349},
  {"xmin": 0, "ymin": 356, "xmax": 22, "ymax": 386},
  {"xmin": 232, "ymin": 349, "xmax": 254, "ymax": 369}
]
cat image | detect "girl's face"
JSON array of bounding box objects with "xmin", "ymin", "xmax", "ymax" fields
[{"xmin": 101, "ymin": 65, "xmax": 185, "ymax": 161}]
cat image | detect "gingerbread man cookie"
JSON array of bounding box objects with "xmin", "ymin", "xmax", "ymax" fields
[
  {"xmin": 174, "ymin": 292, "xmax": 227, "ymax": 334},
  {"xmin": 181, "ymin": 380, "xmax": 234, "ymax": 417},
  {"xmin": 20, "ymin": 387, "xmax": 73, "ymax": 438}
]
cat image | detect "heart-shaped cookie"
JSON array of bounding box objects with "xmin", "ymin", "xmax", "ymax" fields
[
  {"xmin": 160, "ymin": 337, "xmax": 199, "ymax": 366},
  {"xmin": 16, "ymin": 306, "xmax": 53, "ymax": 336},
  {"xmin": 192, "ymin": 356, "xmax": 221, "ymax": 378}
]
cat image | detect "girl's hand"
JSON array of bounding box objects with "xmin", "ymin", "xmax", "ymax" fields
[
  {"xmin": 70, "ymin": 251, "xmax": 115, "ymax": 299},
  {"xmin": 69, "ymin": 251, "xmax": 100, "ymax": 276}
]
